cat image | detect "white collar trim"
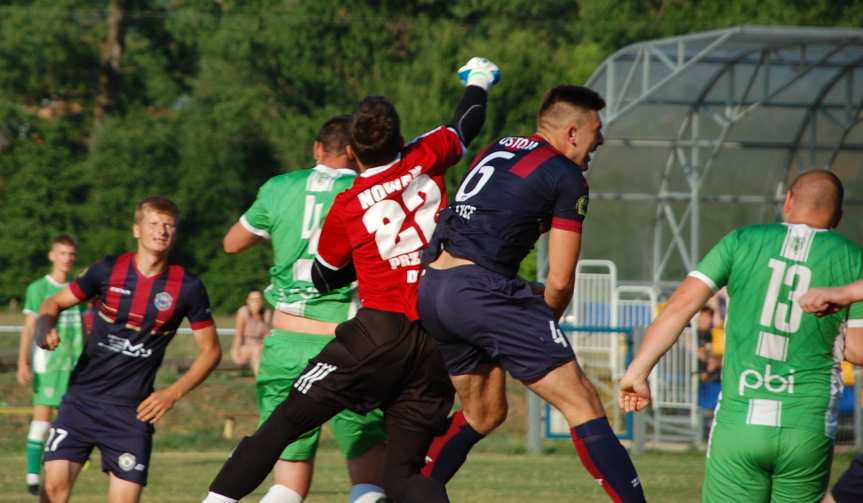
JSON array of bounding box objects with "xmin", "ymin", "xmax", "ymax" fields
[
  {"xmin": 44, "ymin": 275, "xmax": 67, "ymax": 288},
  {"xmin": 313, "ymin": 164, "xmax": 355, "ymax": 177},
  {"xmin": 781, "ymin": 222, "xmax": 829, "ymax": 232},
  {"xmin": 359, "ymin": 155, "xmax": 401, "ymax": 178}
]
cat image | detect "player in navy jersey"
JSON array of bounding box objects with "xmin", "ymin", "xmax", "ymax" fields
[
  {"xmin": 418, "ymin": 85, "xmax": 646, "ymax": 502},
  {"xmin": 34, "ymin": 197, "xmax": 221, "ymax": 503},
  {"xmin": 204, "ymin": 57, "xmax": 499, "ymax": 503}
]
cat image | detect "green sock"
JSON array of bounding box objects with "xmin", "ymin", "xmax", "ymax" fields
[
  {"xmin": 26, "ymin": 420, "xmax": 50, "ymax": 482},
  {"xmin": 26, "ymin": 439, "xmax": 45, "ymax": 478}
]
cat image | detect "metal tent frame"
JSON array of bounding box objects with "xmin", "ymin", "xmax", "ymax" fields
[{"xmin": 585, "ymin": 25, "xmax": 863, "ymax": 288}]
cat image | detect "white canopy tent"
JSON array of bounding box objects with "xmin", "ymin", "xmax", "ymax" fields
[{"xmin": 583, "ymin": 25, "xmax": 863, "ymax": 288}]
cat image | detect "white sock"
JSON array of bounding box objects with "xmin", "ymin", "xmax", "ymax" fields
[
  {"xmin": 349, "ymin": 484, "xmax": 386, "ymax": 503},
  {"xmin": 202, "ymin": 492, "xmax": 238, "ymax": 503},
  {"xmin": 260, "ymin": 484, "xmax": 303, "ymax": 503},
  {"xmin": 28, "ymin": 420, "xmax": 51, "ymax": 441}
]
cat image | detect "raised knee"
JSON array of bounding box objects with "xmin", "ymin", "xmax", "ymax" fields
[{"xmin": 469, "ymin": 405, "xmax": 507, "ymax": 434}]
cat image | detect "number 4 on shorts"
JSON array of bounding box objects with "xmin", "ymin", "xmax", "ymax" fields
[{"xmin": 549, "ymin": 321, "xmax": 569, "ymax": 348}]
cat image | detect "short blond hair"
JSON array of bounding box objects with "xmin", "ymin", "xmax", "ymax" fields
[
  {"xmin": 134, "ymin": 196, "xmax": 178, "ymax": 223},
  {"xmin": 51, "ymin": 234, "xmax": 77, "ymax": 248}
]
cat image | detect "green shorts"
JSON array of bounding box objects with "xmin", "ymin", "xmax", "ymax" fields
[
  {"xmin": 703, "ymin": 422, "xmax": 833, "ymax": 503},
  {"xmin": 33, "ymin": 369, "xmax": 73, "ymax": 407},
  {"xmin": 256, "ymin": 329, "xmax": 387, "ymax": 461}
]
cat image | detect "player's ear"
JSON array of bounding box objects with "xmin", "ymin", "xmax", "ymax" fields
[
  {"xmin": 782, "ymin": 190, "xmax": 794, "ymax": 220},
  {"xmin": 313, "ymin": 140, "xmax": 325, "ymax": 163},
  {"xmin": 132, "ymin": 222, "xmax": 141, "ymax": 240},
  {"xmin": 568, "ymin": 124, "xmax": 579, "ymax": 146}
]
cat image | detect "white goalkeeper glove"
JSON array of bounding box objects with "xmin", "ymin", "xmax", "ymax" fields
[{"xmin": 458, "ymin": 57, "xmax": 501, "ymax": 91}]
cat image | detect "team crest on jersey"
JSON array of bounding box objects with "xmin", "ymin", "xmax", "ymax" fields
[
  {"xmin": 119, "ymin": 453, "xmax": 136, "ymax": 471},
  {"xmin": 154, "ymin": 292, "xmax": 173, "ymax": 311},
  {"xmin": 576, "ymin": 196, "xmax": 589, "ymax": 216}
]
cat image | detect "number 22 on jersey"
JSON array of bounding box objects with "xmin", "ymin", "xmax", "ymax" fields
[{"xmin": 362, "ymin": 174, "xmax": 441, "ymax": 260}]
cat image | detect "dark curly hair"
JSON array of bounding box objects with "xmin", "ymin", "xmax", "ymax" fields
[{"xmin": 350, "ymin": 96, "xmax": 403, "ymax": 167}]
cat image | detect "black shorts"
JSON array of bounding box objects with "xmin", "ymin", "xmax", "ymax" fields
[
  {"xmin": 43, "ymin": 394, "xmax": 154, "ymax": 485},
  {"xmin": 833, "ymin": 454, "xmax": 863, "ymax": 503},
  {"xmin": 293, "ymin": 308, "xmax": 454, "ymax": 433},
  {"xmin": 418, "ymin": 265, "xmax": 575, "ymax": 381}
]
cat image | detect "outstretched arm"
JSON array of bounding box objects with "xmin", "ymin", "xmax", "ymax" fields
[
  {"xmin": 619, "ymin": 277, "xmax": 713, "ymax": 412},
  {"xmin": 448, "ymin": 57, "xmax": 500, "ymax": 148},
  {"xmin": 137, "ymin": 324, "xmax": 221, "ymax": 423},
  {"xmin": 799, "ymin": 280, "xmax": 863, "ymax": 364},
  {"xmin": 799, "ymin": 280, "xmax": 863, "ymax": 316}
]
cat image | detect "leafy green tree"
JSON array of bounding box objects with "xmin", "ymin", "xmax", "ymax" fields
[{"xmin": 2, "ymin": 0, "xmax": 862, "ymax": 309}]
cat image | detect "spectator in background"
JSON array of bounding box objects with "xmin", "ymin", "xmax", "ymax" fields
[
  {"xmin": 230, "ymin": 288, "xmax": 271, "ymax": 375},
  {"xmin": 696, "ymin": 306, "xmax": 722, "ymax": 411},
  {"xmin": 696, "ymin": 306, "xmax": 721, "ymax": 385},
  {"xmin": 16, "ymin": 235, "xmax": 85, "ymax": 495}
]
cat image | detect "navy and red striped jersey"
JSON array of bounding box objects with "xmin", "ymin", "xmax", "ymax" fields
[
  {"xmin": 67, "ymin": 252, "xmax": 214, "ymax": 405},
  {"xmin": 423, "ymin": 134, "xmax": 589, "ymax": 277}
]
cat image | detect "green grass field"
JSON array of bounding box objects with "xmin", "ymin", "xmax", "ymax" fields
[
  {"xmin": 0, "ymin": 443, "xmax": 857, "ymax": 502},
  {"xmin": 0, "ymin": 313, "xmax": 859, "ymax": 502}
]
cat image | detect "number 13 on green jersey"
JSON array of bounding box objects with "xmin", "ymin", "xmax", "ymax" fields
[{"xmin": 690, "ymin": 223, "xmax": 863, "ymax": 437}]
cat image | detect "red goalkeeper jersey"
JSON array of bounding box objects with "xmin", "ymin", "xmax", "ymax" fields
[{"xmin": 316, "ymin": 126, "xmax": 464, "ymax": 320}]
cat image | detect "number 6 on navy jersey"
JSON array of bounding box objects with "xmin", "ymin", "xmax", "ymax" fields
[{"xmin": 455, "ymin": 151, "xmax": 515, "ymax": 202}]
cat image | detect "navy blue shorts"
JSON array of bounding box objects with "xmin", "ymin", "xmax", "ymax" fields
[
  {"xmin": 833, "ymin": 454, "xmax": 863, "ymax": 503},
  {"xmin": 418, "ymin": 265, "xmax": 575, "ymax": 381},
  {"xmin": 43, "ymin": 394, "xmax": 154, "ymax": 485}
]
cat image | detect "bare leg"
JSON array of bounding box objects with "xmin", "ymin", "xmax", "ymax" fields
[
  {"xmin": 40, "ymin": 460, "xmax": 83, "ymax": 503},
  {"xmin": 449, "ymin": 365, "xmax": 507, "ymax": 434},
  {"xmin": 523, "ymin": 360, "xmax": 603, "ymax": 427},
  {"xmin": 33, "ymin": 404, "xmax": 54, "ymax": 422},
  {"xmin": 525, "ymin": 361, "xmax": 645, "ymax": 503},
  {"xmin": 107, "ymin": 473, "xmax": 144, "ymax": 503},
  {"xmin": 251, "ymin": 343, "xmax": 263, "ymax": 376},
  {"xmin": 272, "ymin": 459, "xmax": 314, "ymax": 498},
  {"xmin": 423, "ymin": 365, "xmax": 506, "ymax": 483},
  {"xmin": 347, "ymin": 442, "xmax": 386, "ymax": 484}
]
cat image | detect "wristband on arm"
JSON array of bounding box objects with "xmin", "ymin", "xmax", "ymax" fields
[{"xmin": 34, "ymin": 314, "xmax": 57, "ymax": 349}]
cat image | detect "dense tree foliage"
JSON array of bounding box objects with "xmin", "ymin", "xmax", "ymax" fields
[{"xmin": 1, "ymin": 0, "xmax": 861, "ymax": 311}]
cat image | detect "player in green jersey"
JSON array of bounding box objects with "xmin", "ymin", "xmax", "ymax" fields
[
  {"xmin": 619, "ymin": 170, "xmax": 863, "ymax": 503},
  {"xmin": 16, "ymin": 235, "xmax": 85, "ymax": 495},
  {"xmin": 222, "ymin": 116, "xmax": 387, "ymax": 503}
]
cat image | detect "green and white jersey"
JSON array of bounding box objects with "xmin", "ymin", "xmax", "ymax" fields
[
  {"xmin": 691, "ymin": 223, "xmax": 863, "ymax": 438},
  {"xmin": 241, "ymin": 165, "xmax": 357, "ymax": 323},
  {"xmin": 23, "ymin": 275, "xmax": 85, "ymax": 374}
]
